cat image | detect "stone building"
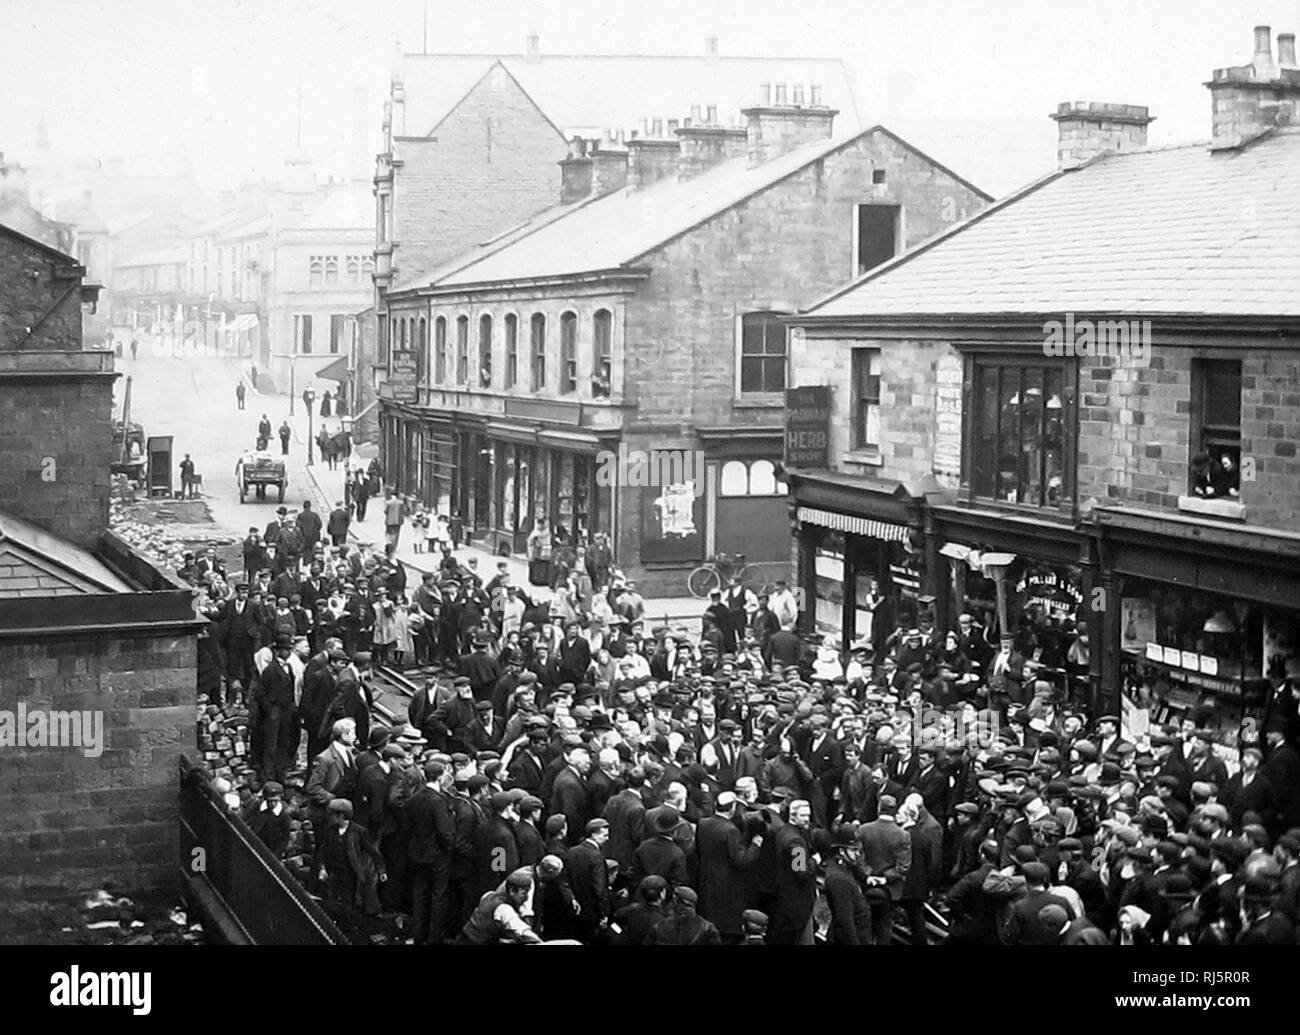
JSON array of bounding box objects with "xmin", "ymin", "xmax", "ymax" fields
[
  {"xmin": 0, "ymin": 222, "xmax": 202, "ymax": 904},
  {"xmin": 787, "ymin": 26, "xmax": 1300, "ymax": 734},
  {"xmin": 376, "ymin": 89, "xmax": 988, "ymax": 594}
]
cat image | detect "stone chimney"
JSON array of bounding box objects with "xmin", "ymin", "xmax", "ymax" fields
[
  {"xmin": 1206, "ymin": 25, "xmax": 1300, "ymax": 150},
  {"xmin": 705, "ymin": 34, "xmax": 719, "ymax": 64},
  {"xmin": 1049, "ymin": 102, "xmax": 1153, "ymax": 169},
  {"xmin": 526, "ymin": 32, "xmax": 541, "ymax": 62},
  {"xmin": 559, "ymin": 137, "xmax": 594, "ymax": 204},
  {"xmin": 627, "ymin": 131, "xmax": 680, "ymax": 189},
  {"xmin": 741, "ymin": 83, "xmax": 837, "ymax": 167},
  {"xmin": 676, "ymin": 120, "xmax": 748, "ymax": 179},
  {"xmin": 591, "ymin": 143, "xmax": 629, "ymax": 195}
]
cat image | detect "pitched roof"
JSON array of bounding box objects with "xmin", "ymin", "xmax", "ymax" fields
[
  {"xmin": 401, "ymin": 130, "xmax": 873, "ymax": 291},
  {"xmin": 295, "ymin": 184, "xmax": 373, "ymax": 232},
  {"xmin": 0, "ymin": 509, "xmax": 131, "ymax": 598},
  {"xmin": 805, "ymin": 129, "xmax": 1300, "ymax": 321},
  {"xmin": 398, "ymin": 51, "xmax": 864, "ymax": 140}
]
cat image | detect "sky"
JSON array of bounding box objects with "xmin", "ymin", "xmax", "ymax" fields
[{"xmin": 2, "ymin": 0, "xmax": 1299, "ymax": 198}]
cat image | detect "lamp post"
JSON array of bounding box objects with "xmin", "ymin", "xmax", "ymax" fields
[{"xmin": 305, "ymin": 387, "xmax": 316, "ymax": 465}]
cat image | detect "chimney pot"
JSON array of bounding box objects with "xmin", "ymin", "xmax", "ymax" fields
[
  {"xmin": 1252, "ymin": 25, "xmax": 1276, "ymax": 79},
  {"xmin": 706, "ymin": 104, "xmax": 718, "ymax": 124},
  {"xmin": 792, "ymin": 84, "xmax": 805, "ymax": 106},
  {"xmin": 690, "ymin": 104, "xmax": 702, "ymax": 123},
  {"xmin": 1279, "ymin": 33, "xmax": 1298, "ymax": 70},
  {"xmin": 705, "ymin": 35, "xmax": 719, "ymax": 57},
  {"xmin": 526, "ymin": 32, "xmax": 540, "ymax": 61},
  {"xmin": 774, "ymin": 83, "xmax": 788, "ymax": 105},
  {"xmin": 760, "ymin": 82, "xmax": 772, "ymax": 105},
  {"xmin": 810, "ymin": 83, "xmax": 822, "ymax": 106},
  {"xmin": 651, "ymin": 117, "xmax": 663, "ymax": 137}
]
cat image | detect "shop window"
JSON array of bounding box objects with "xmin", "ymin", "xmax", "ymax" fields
[
  {"xmin": 739, "ymin": 312, "xmax": 788, "ymax": 393},
  {"xmin": 719, "ymin": 459, "xmax": 788, "ymax": 497},
  {"xmin": 852, "ymin": 348, "xmax": 881, "ymax": 450},
  {"xmin": 560, "ymin": 311, "xmax": 577, "ymax": 394},
  {"xmin": 970, "ymin": 360, "xmax": 1067, "ymax": 508},
  {"xmin": 456, "ymin": 315, "xmax": 469, "ymax": 384},
  {"xmin": 478, "ymin": 314, "xmax": 493, "ymax": 388},
  {"xmin": 592, "ymin": 309, "xmax": 612, "ymax": 397},
  {"xmin": 1190, "ymin": 359, "xmax": 1242, "ymax": 499},
  {"xmin": 434, "ymin": 316, "xmax": 447, "ymax": 383},
  {"xmin": 531, "ymin": 313, "xmax": 547, "ymax": 391},
  {"xmin": 504, "ymin": 313, "xmax": 518, "ymax": 388}
]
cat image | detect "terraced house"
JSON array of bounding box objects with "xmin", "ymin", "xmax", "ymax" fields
[
  {"xmin": 786, "ymin": 27, "xmax": 1300, "ymax": 736},
  {"xmin": 376, "ymin": 86, "xmax": 988, "ymax": 593}
]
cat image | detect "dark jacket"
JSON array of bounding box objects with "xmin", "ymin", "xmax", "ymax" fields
[
  {"xmin": 550, "ymin": 766, "xmax": 592, "ymax": 847},
  {"xmin": 632, "ymin": 835, "xmax": 689, "ymax": 888},
  {"xmin": 945, "ymin": 862, "xmax": 1001, "ymax": 945},
  {"xmin": 857, "ymin": 817, "xmax": 911, "ymax": 901},
  {"xmin": 405, "ymin": 786, "xmax": 455, "ymax": 866},
  {"xmin": 564, "ymin": 837, "xmax": 612, "ymax": 937},
  {"xmin": 694, "ymin": 813, "xmax": 760, "ymax": 936},
  {"xmin": 475, "ymin": 814, "xmax": 520, "ymax": 896},
  {"xmin": 824, "ymin": 860, "xmax": 873, "ymax": 945},
  {"xmin": 602, "ymin": 788, "xmax": 646, "ymax": 872}
]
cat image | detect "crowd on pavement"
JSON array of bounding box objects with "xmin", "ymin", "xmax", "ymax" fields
[{"xmin": 178, "ymin": 472, "xmax": 1300, "ymax": 946}]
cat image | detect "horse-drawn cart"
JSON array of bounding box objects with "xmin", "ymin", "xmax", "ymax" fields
[{"xmin": 237, "ymin": 453, "xmax": 287, "ymax": 503}]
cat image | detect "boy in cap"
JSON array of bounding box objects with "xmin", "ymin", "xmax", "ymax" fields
[{"xmin": 315, "ymin": 798, "xmax": 386, "ymax": 937}]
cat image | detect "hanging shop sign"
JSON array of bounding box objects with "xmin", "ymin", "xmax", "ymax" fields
[
  {"xmin": 784, "ymin": 386, "xmax": 831, "ymax": 468},
  {"xmin": 1015, "ymin": 569, "xmax": 1083, "ymax": 620}
]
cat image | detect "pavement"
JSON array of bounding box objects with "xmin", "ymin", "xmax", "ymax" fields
[{"xmin": 119, "ymin": 343, "xmax": 704, "ymax": 626}]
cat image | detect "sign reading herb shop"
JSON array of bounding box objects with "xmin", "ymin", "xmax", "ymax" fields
[{"xmin": 784, "ymin": 386, "xmax": 831, "ymax": 468}]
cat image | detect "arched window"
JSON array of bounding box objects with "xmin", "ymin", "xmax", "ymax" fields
[
  {"xmin": 479, "ymin": 314, "xmax": 493, "ymax": 388},
  {"xmin": 309, "ymin": 257, "xmax": 324, "ymax": 289},
  {"xmin": 749, "ymin": 459, "xmax": 778, "ymax": 495},
  {"xmin": 504, "ymin": 314, "xmax": 519, "ymax": 388},
  {"xmin": 592, "ymin": 309, "xmax": 612, "ymax": 398},
  {"xmin": 434, "ymin": 316, "xmax": 447, "ymax": 383},
  {"xmin": 346, "ymin": 257, "xmax": 360, "ymax": 284},
  {"xmin": 324, "ymin": 257, "xmax": 339, "ymax": 285},
  {"xmin": 720, "ymin": 461, "xmax": 750, "ymax": 497},
  {"xmin": 456, "ymin": 315, "xmax": 469, "ymax": 384},
  {"xmin": 530, "ymin": 313, "xmax": 546, "ymax": 390},
  {"xmin": 559, "ymin": 311, "xmax": 577, "ymax": 394},
  {"xmin": 361, "ymin": 257, "xmax": 375, "ymax": 277}
]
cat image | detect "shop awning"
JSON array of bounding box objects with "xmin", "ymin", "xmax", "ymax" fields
[
  {"xmin": 797, "ymin": 506, "xmax": 909, "ymax": 542},
  {"xmin": 315, "ymin": 355, "xmax": 350, "ymax": 383},
  {"xmin": 227, "ymin": 314, "xmax": 259, "ymax": 333}
]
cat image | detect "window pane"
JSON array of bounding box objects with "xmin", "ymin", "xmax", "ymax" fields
[
  {"xmin": 1044, "ymin": 366, "xmax": 1064, "ymax": 505},
  {"xmin": 741, "ymin": 316, "xmax": 766, "ymax": 355},
  {"xmin": 1203, "ymin": 360, "xmax": 1242, "ymax": 430},
  {"xmin": 750, "ymin": 460, "xmax": 777, "ymax": 495},
  {"xmin": 762, "ymin": 355, "xmax": 786, "ymax": 392},
  {"xmin": 1020, "ymin": 366, "xmax": 1044, "ymax": 506},
  {"xmin": 974, "ymin": 366, "xmax": 998, "ymax": 498},
  {"xmin": 720, "ymin": 461, "xmax": 749, "ymax": 496},
  {"xmin": 504, "ymin": 314, "xmax": 517, "ymax": 388},
  {"xmin": 479, "ymin": 315, "xmax": 493, "ymax": 387},
  {"xmin": 998, "ymin": 367, "xmax": 1021, "ymax": 502}
]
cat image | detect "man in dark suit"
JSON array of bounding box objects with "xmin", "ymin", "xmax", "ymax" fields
[
  {"xmin": 430, "ymin": 679, "xmax": 479, "ymax": 755},
  {"xmin": 945, "ymin": 839, "xmax": 1002, "ymax": 945},
  {"xmin": 254, "ymin": 636, "xmax": 298, "ymax": 783},
  {"xmin": 301, "ymin": 645, "xmax": 343, "ymax": 764},
  {"xmin": 770, "ymin": 799, "xmax": 817, "ymax": 945},
  {"xmin": 700, "ymin": 719, "xmax": 743, "ymax": 789},
  {"xmin": 695, "ymin": 792, "xmax": 763, "ymax": 943},
  {"xmin": 602, "ymin": 770, "xmax": 648, "ymax": 875},
  {"xmin": 586, "ymin": 747, "xmax": 621, "ymax": 819},
  {"xmin": 802, "ymin": 715, "xmax": 844, "ymax": 828},
  {"xmin": 839, "ymin": 744, "xmax": 878, "ymax": 823},
  {"xmin": 557, "ymin": 621, "xmax": 592, "ymax": 687},
  {"xmin": 549, "ymin": 742, "xmax": 593, "ymax": 847},
  {"xmin": 857, "ymin": 794, "xmax": 912, "ymax": 944},
  {"xmin": 1001, "ymin": 862, "xmax": 1073, "ymax": 946},
  {"xmin": 315, "ymin": 798, "xmax": 385, "ymax": 936},
  {"xmin": 908, "ymin": 745, "xmax": 951, "ymax": 824},
  {"xmin": 564, "ymin": 819, "xmax": 612, "ymax": 943},
  {"xmin": 217, "ymin": 582, "xmax": 261, "ymax": 701},
  {"xmin": 321, "ymin": 651, "xmax": 372, "ymax": 750},
  {"xmin": 327, "ymin": 501, "xmax": 350, "ymax": 547},
  {"xmin": 305, "ymin": 718, "xmax": 360, "ymax": 852},
  {"xmin": 506, "ymin": 727, "xmax": 550, "ymax": 797},
  {"xmin": 475, "ymin": 792, "xmax": 521, "ymax": 897},
  {"xmin": 632, "ymin": 806, "xmax": 690, "ymax": 888},
  {"xmin": 296, "ymin": 500, "xmax": 323, "ymax": 556},
  {"xmin": 461, "ymin": 636, "xmax": 502, "ymax": 704},
  {"xmin": 466, "ymin": 701, "xmax": 505, "ymax": 753},
  {"xmin": 819, "ymin": 828, "xmax": 874, "ymax": 945},
  {"xmin": 1187, "ymin": 730, "xmax": 1230, "ymax": 790},
  {"xmin": 243, "ymin": 781, "xmax": 292, "ymax": 859}
]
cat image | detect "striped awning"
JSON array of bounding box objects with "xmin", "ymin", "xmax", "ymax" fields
[{"xmin": 797, "ymin": 506, "xmax": 910, "ymax": 542}]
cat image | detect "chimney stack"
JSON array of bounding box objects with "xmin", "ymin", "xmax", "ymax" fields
[
  {"xmin": 559, "ymin": 136, "xmax": 594, "ymax": 204},
  {"xmin": 676, "ymin": 121, "xmax": 749, "ymax": 179},
  {"xmin": 526, "ymin": 32, "xmax": 540, "ymax": 62},
  {"xmin": 742, "ymin": 82, "xmax": 837, "ymax": 167},
  {"xmin": 1206, "ymin": 25, "xmax": 1300, "ymax": 150},
  {"xmin": 1049, "ymin": 101, "xmax": 1153, "ymax": 169},
  {"xmin": 591, "ymin": 144, "xmax": 629, "ymax": 195},
  {"xmin": 627, "ymin": 137, "xmax": 680, "ymax": 189},
  {"xmin": 705, "ymin": 34, "xmax": 719, "ymax": 63}
]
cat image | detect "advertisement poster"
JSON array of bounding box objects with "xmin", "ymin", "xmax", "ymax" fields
[{"xmin": 1121, "ymin": 597, "xmax": 1157, "ymax": 652}]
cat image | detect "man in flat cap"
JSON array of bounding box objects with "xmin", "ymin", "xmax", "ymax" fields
[
  {"xmin": 564, "ymin": 818, "xmax": 612, "ymax": 944},
  {"xmin": 243, "ymin": 780, "xmax": 291, "ymax": 860},
  {"xmin": 474, "ymin": 790, "xmax": 521, "ymax": 898},
  {"xmin": 455, "ymin": 868, "xmax": 542, "ymax": 945},
  {"xmin": 315, "ymin": 798, "xmax": 386, "ymax": 938},
  {"xmin": 406, "ymin": 760, "xmax": 456, "ymax": 945},
  {"xmin": 646, "ymin": 885, "xmax": 721, "ymax": 945}
]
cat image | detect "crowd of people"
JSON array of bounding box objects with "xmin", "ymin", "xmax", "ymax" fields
[{"xmin": 183, "ymin": 509, "xmax": 1300, "ymax": 947}]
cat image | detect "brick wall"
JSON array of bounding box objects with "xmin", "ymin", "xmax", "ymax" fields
[
  {"xmin": 1077, "ymin": 348, "xmax": 1300, "ymax": 527},
  {"xmin": 0, "ymin": 632, "xmax": 196, "ymax": 902},
  {"xmin": 625, "ymin": 130, "xmax": 987, "ymax": 433},
  {"xmin": 391, "ymin": 64, "xmax": 569, "ymax": 285},
  {"xmin": 0, "ymin": 229, "xmax": 84, "ymax": 350}
]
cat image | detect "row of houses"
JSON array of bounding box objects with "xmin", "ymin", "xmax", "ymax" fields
[{"xmin": 365, "ymin": 27, "xmax": 1300, "ymax": 728}]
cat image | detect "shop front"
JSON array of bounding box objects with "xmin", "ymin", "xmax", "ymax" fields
[
  {"xmin": 1096, "ymin": 506, "xmax": 1300, "ymax": 748},
  {"xmin": 787, "ymin": 470, "xmax": 929, "ymax": 654}
]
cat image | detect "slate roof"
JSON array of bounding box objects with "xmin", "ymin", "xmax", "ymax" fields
[
  {"xmin": 0, "ymin": 510, "xmax": 131, "ymax": 598},
  {"xmin": 398, "ymin": 51, "xmax": 864, "ymax": 140},
  {"xmin": 804, "ymin": 129, "xmax": 1300, "ymax": 320},
  {"xmin": 395, "ymin": 128, "xmax": 909, "ymax": 292}
]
